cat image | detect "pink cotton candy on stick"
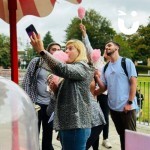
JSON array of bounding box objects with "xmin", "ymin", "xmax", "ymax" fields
[
  {"xmin": 78, "ymin": 7, "xmax": 86, "ymax": 20},
  {"xmin": 53, "ymin": 50, "xmax": 68, "ymax": 63},
  {"xmin": 52, "ymin": 50, "xmax": 69, "ymax": 85},
  {"xmin": 90, "ymin": 49, "xmax": 101, "ymax": 63}
]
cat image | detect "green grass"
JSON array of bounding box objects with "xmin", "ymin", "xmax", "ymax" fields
[{"xmin": 137, "ymin": 76, "xmax": 150, "ymax": 123}]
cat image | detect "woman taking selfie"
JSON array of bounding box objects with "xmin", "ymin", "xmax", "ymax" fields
[{"xmin": 30, "ymin": 32, "xmax": 94, "ymax": 150}]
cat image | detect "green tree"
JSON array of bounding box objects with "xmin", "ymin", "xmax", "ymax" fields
[
  {"xmin": 127, "ymin": 19, "xmax": 150, "ymax": 64},
  {"xmin": 22, "ymin": 42, "xmax": 38, "ymax": 67},
  {"xmin": 43, "ymin": 31, "xmax": 54, "ymax": 49},
  {"xmin": 65, "ymin": 9, "xmax": 116, "ymax": 53},
  {"xmin": 0, "ymin": 34, "xmax": 10, "ymax": 68}
]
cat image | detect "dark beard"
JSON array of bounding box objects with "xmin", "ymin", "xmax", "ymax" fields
[{"xmin": 106, "ymin": 49, "xmax": 116, "ymax": 56}]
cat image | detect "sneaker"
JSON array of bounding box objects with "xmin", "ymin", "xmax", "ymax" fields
[{"xmin": 102, "ymin": 139, "xmax": 112, "ymax": 149}]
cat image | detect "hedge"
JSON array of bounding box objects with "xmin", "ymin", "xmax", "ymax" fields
[{"xmin": 136, "ymin": 65, "xmax": 150, "ymax": 74}]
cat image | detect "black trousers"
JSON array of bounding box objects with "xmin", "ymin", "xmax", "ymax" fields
[
  {"xmin": 110, "ymin": 109, "xmax": 136, "ymax": 150},
  {"xmin": 86, "ymin": 125, "xmax": 104, "ymax": 150},
  {"xmin": 97, "ymin": 94, "xmax": 109, "ymax": 139},
  {"xmin": 92, "ymin": 94, "xmax": 109, "ymax": 150},
  {"xmin": 37, "ymin": 103, "xmax": 54, "ymax": 150}
]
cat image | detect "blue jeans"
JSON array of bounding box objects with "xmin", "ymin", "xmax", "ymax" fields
[{"xmin": 59, "ymin": 128, "xmax": 91, "ymax": 150}]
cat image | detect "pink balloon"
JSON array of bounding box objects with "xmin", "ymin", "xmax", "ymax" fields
[{"xmin": 78, "ymin": 7, "xmax": 86, "ymax": 20}]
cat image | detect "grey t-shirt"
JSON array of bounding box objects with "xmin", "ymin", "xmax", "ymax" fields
[{"xmin": 36, "ymin": 68, "xmax": 51, "ymax": 105}]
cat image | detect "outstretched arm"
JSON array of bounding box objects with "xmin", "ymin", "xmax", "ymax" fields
[
  {"xmin": 94, "ymin": 70, "xmax": 107, "ymax": 95},
  {"xmin": 79, "ymin": 23, "xmax": 87, "ymax": 38},
  {"xmin": 79, "ymin": 24, "xmax": 93, "ymax": 56}
]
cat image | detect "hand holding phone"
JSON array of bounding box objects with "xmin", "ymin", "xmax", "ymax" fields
[
  {"xmin": 26, "ymin": 24, "xmax": 38, "ymax": 37},
  {"xmin": 26, "ymin": 24, "xmax": 44, "ymax": 53}
]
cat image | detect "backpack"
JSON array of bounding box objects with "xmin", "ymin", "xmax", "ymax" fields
[
  {"xmin": 103, "ymin": 57, "xmax": 128, "ymax": 77},
  {"xmin": 30, "ymin": 57, "xmax": 40, "ymax": 86}
]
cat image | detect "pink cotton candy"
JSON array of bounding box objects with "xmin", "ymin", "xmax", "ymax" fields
[
  {"xmin": 78, "ymin": 7, "xmax": 86, "ymax": 20},
  {"xmin": 90, "ymin": 49, "xmax": 101, "ymax": 63},
  {"xmin": 53, "ymin": 50, "xmax": 68, "ymax": 63},
  {"xmin": 51, "ymin": 50, "xmax": 68, "ymax": 85}
]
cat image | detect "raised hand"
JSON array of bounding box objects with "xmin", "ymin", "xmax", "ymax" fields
[
  {"xmin": 79, "ymin": 23, "xmax": 86, "ymax": 38},
  {"xmin": 30, "ymin": 32, "xmax": 44, "ymax": 53}
]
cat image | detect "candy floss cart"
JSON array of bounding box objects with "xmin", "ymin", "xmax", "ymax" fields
[{"xmin": 0, "ymin": 76, "xmax": 39, "ymax": 150}]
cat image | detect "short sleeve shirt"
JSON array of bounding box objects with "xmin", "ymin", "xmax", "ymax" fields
[{"xmin": 101, "ymin": 57, "xmax": 138, "ymax": 111}]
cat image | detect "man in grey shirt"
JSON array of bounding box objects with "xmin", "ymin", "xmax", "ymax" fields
[{"xmin": 22, "ymin": 42, "xmax": 61, "ymax": 150}]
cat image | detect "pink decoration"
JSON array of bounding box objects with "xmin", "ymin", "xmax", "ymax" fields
[
  {"xmin": 125, "ymin": 130, "xmax": 150, "ymax": 150},
  {"xmin": 49, "ymin": 50, "xmax": 69, "ymax": 86},
  {"xmin": 78, "ymin": 7, "xmax": 86, "ymax": 20},
  {"xmin": 0, "ymin": 0, "xmax": 82, "ymax": 23},
  {"xmin": 90, "ymin": 49, "xmax": 101, "ymax": 63},
  {"xmin": 53, "ymin": 50, "xmax": 68, "ymax": 63}
]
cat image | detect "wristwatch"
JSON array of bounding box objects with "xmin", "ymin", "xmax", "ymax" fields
[
  {"xmin": 40, "ymin": 51, "xmax": 45, "ymax": 56},
  {"xmin": 127, "ymin": 100, "xmax": 133, "ymax": 105}
]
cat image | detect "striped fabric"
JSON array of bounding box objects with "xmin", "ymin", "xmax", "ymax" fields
[{"xmin": 0, "ymin": 0, "xmax": 82, "ymax": 23}]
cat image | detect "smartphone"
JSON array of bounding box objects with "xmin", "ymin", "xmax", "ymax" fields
[{"xmin": 26, "ymin": 24, "xmax": 38, "ymax": 37}]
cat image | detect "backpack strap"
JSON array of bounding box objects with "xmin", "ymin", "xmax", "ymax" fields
[
  {"xmin": 103, "ymin": 61, "xmax": 110, "ymax": 73},
  {"xmin": 121, "ymin": 57, "xmax": 128, "ymax": 77},
  {"xmin": 30, "ymin": 58, "xmax": 40, "ymax": 87},
  {"xmin": 103, "ymin": 57, "xmax": 128, "ymax": 77},
  {"xmin": 33, "ymin": 57, "xmax": 40, "ymax": 77}
]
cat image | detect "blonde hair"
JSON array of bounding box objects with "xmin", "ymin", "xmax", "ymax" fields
[{"xmin": 66, "ymin": 39, "xmax": 88, "ymax": 63}]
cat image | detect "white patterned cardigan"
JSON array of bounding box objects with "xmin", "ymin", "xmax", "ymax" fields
[
  {"xmin": 41, "ymin": 50, "xmax": 95, "ymax": 130},
  {"xmin": 22, "ymin": 57, "xmax": 40, "ymax": 103}
]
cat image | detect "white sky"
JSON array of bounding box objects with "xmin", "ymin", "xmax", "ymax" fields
[{"xmin": 0, "ymin": 0, "xmax": 149, "ymax": 49}]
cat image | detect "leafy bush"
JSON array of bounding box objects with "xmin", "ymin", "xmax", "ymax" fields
[{"xmin": 136, "ymin": 65, "xmax": 150, "ymax": 74}]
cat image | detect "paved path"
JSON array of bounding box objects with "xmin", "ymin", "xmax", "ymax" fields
[{"xmin": 40, "ymin": 117, "xmax": 150, "ymax": 150}]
